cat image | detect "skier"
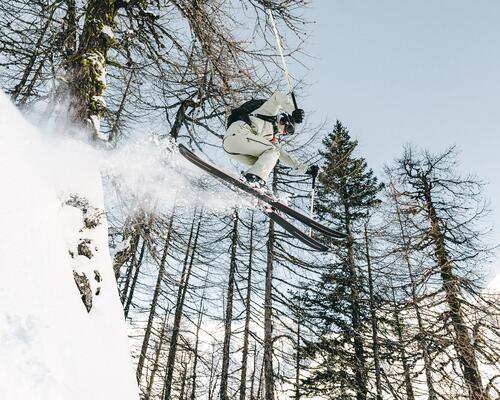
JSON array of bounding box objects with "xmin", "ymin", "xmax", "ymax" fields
[{"xmin": 223, "ymin": 91, "xmax": 319, "ymax": 187}]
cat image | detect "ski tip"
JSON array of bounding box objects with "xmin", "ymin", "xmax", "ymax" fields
[
  {"xmin": 316, "ymin": 245, "xmax": 330, "ymax": 252},
  {"xmin": 315, "ymin": 225, "xmax": 347, "ymax": 239}
]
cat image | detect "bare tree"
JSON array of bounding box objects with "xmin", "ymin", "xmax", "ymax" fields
[{"xmin": 386, "ymin": 146, "xmax": 500, "ymax": 399}]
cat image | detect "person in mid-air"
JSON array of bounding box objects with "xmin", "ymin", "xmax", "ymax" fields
[{"xmin": 223, "ymin": 91, "xmax": 319, "ymax": 188}]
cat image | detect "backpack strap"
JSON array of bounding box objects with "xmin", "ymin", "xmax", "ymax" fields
[
  {"xmin": 253, "ymin": 114, "xmax": 279, "ymax": 142},
  {"xmin": 253, "ymin": 114, "xmax": 277, "ymax": 124},
  {"xmin": 227, "ymin": 108, "xmax": 280, "ymax": 142}
]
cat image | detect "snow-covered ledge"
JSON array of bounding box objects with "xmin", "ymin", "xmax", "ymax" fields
[{"xmin": 0, "ymin": 91, "xmax": 139, "ymax": 400}]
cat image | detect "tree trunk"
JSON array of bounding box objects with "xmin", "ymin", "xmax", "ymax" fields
[
  {"xmin": 220, "ymin": 211, "xmax": 239, "ymax": 400},
  {"xmin": 391, "ymin": 185, "xmax": 436, "ymax": 400},
  {"xmin": 208, "ymin": 341, "xmax": 218, "ymax": 400},
  {"xmin": 423, "ymin": 182, "xmax": 487, "ymax": 400},
  {"xmin": 240, "ymin": 213, "xmax": 255, "ymax": 400},
  {"xmin": 344, "ymin": 205, "xmax": 367, "ymax": 400},
  {"xmin": 364, "ymin": 224, "xmax": 382, "ymax": 400},
  {"xmin": 63, "ymin": 0, "xmax": 77, "ymax": 58},
  {"xmin": 178, "ymin": 357, "xmax": 189, "ymax": 400},
  {"xmin": 257, "ymin": 357, "xmax": 265, "ymax": 400},
  {"xmin": 163, "ymin": 211, "xmax": 202, "ymax": 400},
  {"xmin": 191, "ymin": 280, "xmax": 207, "ymax": 400},
  {"xmin": 136, "ymin": 213, "xmax": 175, "ymax": 383},
  {"xmin": 294, "ymin": 308, "xmax": 301, "ymax": 400},
  {"xmin": 110, "ymin": 70, "xmax": 134, "ymax": 142},
  {"xmin": 66, "ymin": 0, "xmax": 118, "ymax": 138},
  {"xmin": 145, "ymin": 314, "xmax": 169, "ymax": 400},
  {"xmin": 264, "ymin": 170, "xmax": 278, "ymax": 400},
  {"xmin": 119, "ymin": 233, "xmax": 140, "ymax": 303},
  {"xmin": 390, "ymin": 286, "xmax": 415, "ymax": 400},
  {"xmin": 124, "ymin": 238, "xmax": 146, "ymax": 318},
  {"xmin": 170, "ymin": 96, "xmax": 198, "ymax": 139},
  {"xmin": 249, "ymin": 342, "xmax": 258, "ymax": 400}
]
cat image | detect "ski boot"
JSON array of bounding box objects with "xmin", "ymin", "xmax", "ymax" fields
[{"xmin": 243, "ymin": 173, "xmax": 266, "ymax": 189}]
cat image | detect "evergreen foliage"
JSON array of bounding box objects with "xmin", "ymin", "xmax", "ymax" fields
[{"xmin": 297, "ymin": 121, "xmax": 384, "ymax": 400}]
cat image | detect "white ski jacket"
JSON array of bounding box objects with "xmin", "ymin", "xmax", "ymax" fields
[
  {"xmin": 248, "ymin": 91, "xmax": 296, "ymax": 141},
  {"xmin": 246, "ymin": 91, "xmax": 307, "ymax": 173}
]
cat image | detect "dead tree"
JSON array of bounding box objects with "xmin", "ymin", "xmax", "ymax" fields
[
  {"xmin": 389, "ymin": 284, "xmax": 415, "ymax": 400},
  {"xmin": 220, "ymin": 211, "xmax": 239, "ymax": 400},
  {"xmin": 144, "ymin": 314, "xmax": 170, "ymax": 400},
  {"xmin": 136, "ymin": 212, "xmax": 175, "ymax": 382},
  {"xmin": 388, "ymin": 147, "xmax": 497, "ymax": 399},
  {"xmin": 239, "ymin": 212, "xmax": 255, "ymax": 400},
  {"xmin": 190, "ymin": 268, "xmax": 210, "ymax": 400},
  {"xmin": 163, "ymin": 209, "xmax": 203, "ymax": 400},
  {"xmin": 263, "ymin": 167, "xmax": 279, "ymax": 400},
  {"xmin": 387, "ymin": 181, "xmax": 437, "ymax": 400}
]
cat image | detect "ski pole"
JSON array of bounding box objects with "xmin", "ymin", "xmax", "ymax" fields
[
  {"xmin": 308, "ymin": 174, "xmax": 316, "ymax": 236},
  {"xmin": 267, "ymin": 9, "xmax": 297, "ymax": 110}
]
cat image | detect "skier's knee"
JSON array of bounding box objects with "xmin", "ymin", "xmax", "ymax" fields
[{"xmin": 265, "ymin": 146, "xmax": 280, "ymax": 159}]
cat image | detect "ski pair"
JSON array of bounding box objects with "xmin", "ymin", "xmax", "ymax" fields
[{"xmin": 178, "ymin": 144, "xmax": 346, "ymax": 251}]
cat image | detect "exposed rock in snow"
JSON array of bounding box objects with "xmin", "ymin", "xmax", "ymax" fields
[{"xmin": 62, "ymin": 195, "xmax": 105, "ymax": 312}]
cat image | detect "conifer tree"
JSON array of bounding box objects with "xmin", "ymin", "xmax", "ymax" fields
[{"xmin": 297, "ymin": 121, "xmax": 383, "ymax": 400}]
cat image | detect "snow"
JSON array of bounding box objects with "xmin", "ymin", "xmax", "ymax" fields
[
  {"xmin": 0, "ymin": 91, "xmax": 139, "ymax": 399},
  {"xmin": 101, "ymin": 135, "xmax": 246, "ymax": 214},
  {"xmin": 84, "ymin": 51, "xmax": 107, "ymax": 139},
  {"xmin": 89, "ymin": 114, "xmax": 106, "ymax": 140},
  {"xmin": 112, "ymin": 236, "xmax": 132, "ymax": 258},
  {"xmin": 487, "ymin": 270, "xmax": 500, "ymax": 293},
  {"xmin": 85, "ymin": 52, "xmax": 107, "ymax": 89},
  {"xmin": 101, "ymin": 25, "xmax": 114, "ymax": 41},
  {"xmin": 92, "ymin": 95, "xmax": 106, "ymax": 108}
]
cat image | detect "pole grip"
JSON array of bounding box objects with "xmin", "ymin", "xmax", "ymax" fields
[
  {"xmin": 291, "ymin": 91, "xmax": 298, "ymax": 110},
  {"xmin": 308, "ymin": 175, "xmax": 316, "ymax": 236}
]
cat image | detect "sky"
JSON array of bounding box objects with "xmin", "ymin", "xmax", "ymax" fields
[{"xmin": 297, "ymin": 1, "xmax": 500, "ymax": 278}]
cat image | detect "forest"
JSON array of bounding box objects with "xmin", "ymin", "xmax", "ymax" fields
[{"xmin": 1, "ymin": 1, "xmax": 499, "ymax": 400}]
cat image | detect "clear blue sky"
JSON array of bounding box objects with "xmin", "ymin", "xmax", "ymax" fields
[{"xmin": 300, "ymin": 1, "xmax": 500, "ymax": 277}]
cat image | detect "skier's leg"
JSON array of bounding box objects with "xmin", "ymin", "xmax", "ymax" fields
[
  {"xmin": 223, "ymin": 123, "xmax": 279, "ymax": 182},
  {"xmin": 245, "ymin": 147, "xmax": 279, "ymax": 181},
  {"xmin": 223, "ymin": 122, "xmax": 260, "ymax": 165}
]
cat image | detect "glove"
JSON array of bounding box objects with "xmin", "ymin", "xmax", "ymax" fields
[
  {"xmin": 292, "ymin": 108, "xmax": 305, "ymax": 124},
  {"xmin": 279, "ymin": 113, "xmax": 295, "ymax": 135},
  {"xmin": 306, "ymin": 165, "xmax": 319, "ymax": 177}
]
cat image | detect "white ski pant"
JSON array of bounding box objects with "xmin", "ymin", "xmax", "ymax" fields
[{"xmin": 223, "ymin": 121, "xmax": 280, "ymax": 182}]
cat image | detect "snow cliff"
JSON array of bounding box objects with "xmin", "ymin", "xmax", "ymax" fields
[{"xmin": 0, "ymin": 92, "xmax": 139, "ymax": 399}]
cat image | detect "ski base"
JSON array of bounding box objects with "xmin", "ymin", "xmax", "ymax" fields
[{"xmin": 266, "ymin": 211, "xmax": 329, "ymax": 251}]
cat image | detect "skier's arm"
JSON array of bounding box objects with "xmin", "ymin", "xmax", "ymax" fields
[
  {"xmin": 277, "ymin": 145, "xmax": 308, "ymax": 173},
  {"xmin": 254, "ymin": 91, "xmax": 295, "ymax": 117}
]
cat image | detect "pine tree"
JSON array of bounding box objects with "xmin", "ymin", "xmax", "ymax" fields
[{"xmin": 298, "ymin": 121, "xmax": 383, "ymax": 400}]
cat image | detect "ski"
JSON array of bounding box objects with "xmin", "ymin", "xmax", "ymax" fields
[
  {"xmin": 178, "ymin": 144, "xmax": 346, "ymax": 239},
  {"xmin": 266, "ymin": 210, "xmax": 329, "ymax": 251}
]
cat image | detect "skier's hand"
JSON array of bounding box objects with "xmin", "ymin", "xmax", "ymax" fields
[
  {"xmin": 279, "ymin": 113, "xmax": 295, "ymax": 135},
  {"xmin": 292, "ymin": 109, "xmax": 305, "ymax": 124},
  {"xmin": 306, "ymin": 165, "xmax": 319, "ymax": 178}
]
